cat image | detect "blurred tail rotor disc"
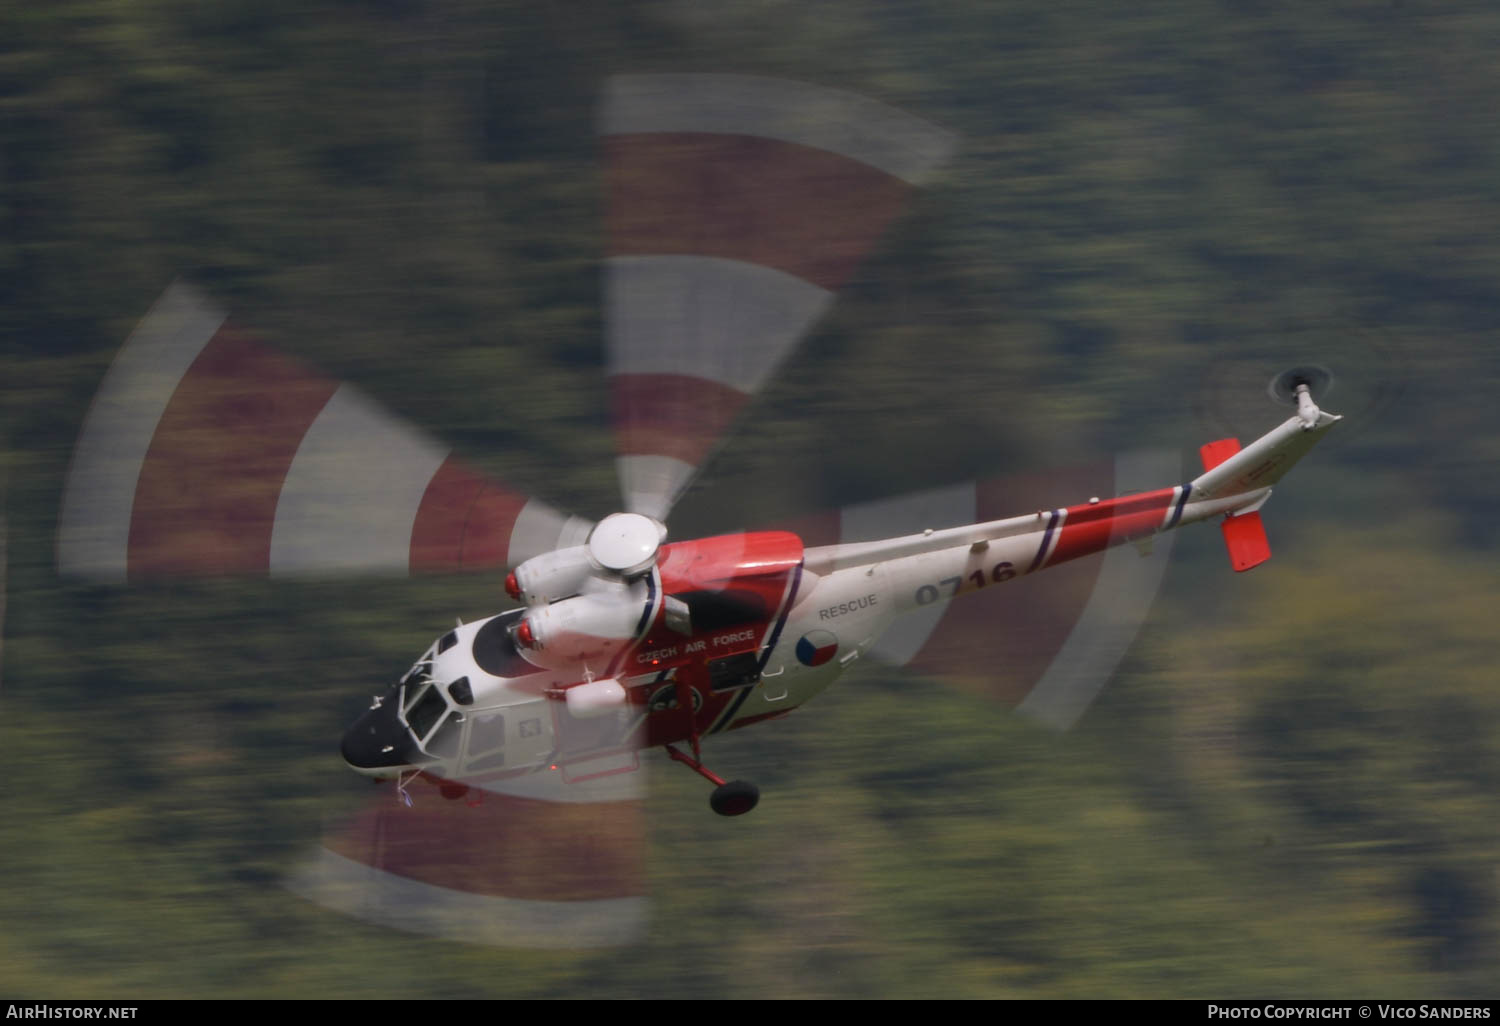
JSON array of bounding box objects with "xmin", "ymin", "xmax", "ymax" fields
[
  {"xmin": 1191, "ymin": 322, "xmax": 1409, "ymax": 448},
  {"xmin": 1267, "ymin": 363, "xmax": 1335, "ymax": 406}
]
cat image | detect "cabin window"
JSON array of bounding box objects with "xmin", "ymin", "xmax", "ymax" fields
[
  {"xmin": 462, "ymin": 712, "xmax": 508, "ymax": 772},
  {"xmin": 679, "ymin": 589, "xmax": 769, "ymax": 631}
]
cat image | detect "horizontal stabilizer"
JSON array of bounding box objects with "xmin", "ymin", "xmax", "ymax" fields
[{"xmin": 1220, "ymin": 510, "xmax": 1271, "ymax": 572}]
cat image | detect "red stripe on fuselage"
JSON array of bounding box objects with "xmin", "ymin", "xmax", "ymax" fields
[
  {"xmin": 604, "ymin": 134, "xmax": 915, "ymax": 290},
  {"xmin": 655, "ymin": 531, "xmax": 804, "ymax": 592},
  {"xmin": 901, "ymin": 466, "xmax": 1112, "ymax": 706},
  {"xmin": 629, "ymin": 532, "xmax": 803, "ymax": 744},
  {"xmin": 1043, "ymin": 487, "xmax": 1176, "ymax": 568},
  {"xmin": 128, "ymin": 328, "xmax": 338, "ymax": 576}
]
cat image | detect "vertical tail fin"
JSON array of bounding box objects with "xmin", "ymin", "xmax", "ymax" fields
[
  {"xmin": 1199, "ymin": 438, "xmax": 1273, "ymax": 572},
  {"xmin": 1219, "ymin": 509, "xmax": 1271, "ymax": 572}
]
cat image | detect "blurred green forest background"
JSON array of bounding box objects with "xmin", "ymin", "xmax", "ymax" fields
[{"xmin": 3, "ymin": 0, "xmax": 1498, "ymax": 998}]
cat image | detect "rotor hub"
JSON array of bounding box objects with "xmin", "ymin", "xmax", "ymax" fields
[
  {"xmin": 586, "ymin": 512, "xmax": 664, "ymax": 577},
  {"xmin": 1268, "ymin": 364, "xmax": 1335, "ymax": 407}
]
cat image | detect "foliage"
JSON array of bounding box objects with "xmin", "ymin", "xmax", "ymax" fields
[{"xmin": 3, "ymin": 0, "xmax": 1498, "ymax": 998}]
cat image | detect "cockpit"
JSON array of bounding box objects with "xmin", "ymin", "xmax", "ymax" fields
[
  {"xmin": 399, "ymin": 667, "xmax": 464, "ymax": 761},
  {"xmin": 341, "ymin": 610, "xmax": 543, "ymax": 778}
]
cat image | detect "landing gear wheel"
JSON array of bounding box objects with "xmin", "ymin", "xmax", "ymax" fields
[
  {"xmin": 709, "ymin": 780, "xmax": 760, "ymax": 817},
  {"xmin": 438, "ymin": 781, "xmax": 470, "ymax": 801}
]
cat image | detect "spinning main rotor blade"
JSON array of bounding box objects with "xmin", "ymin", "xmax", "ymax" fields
[
  {"xmin": 781, "ymin": 449, "xmax": 1180, "ymax": 730},
  {"xmin": 57, "ymin": 282, "xmax": 590, "ymax": 581},
  {"xmin": 58, "ymin": 282, "xmax": 637, "ymax": 944},
  {"xmin": 293, "ymin": 767, "xmax": 646, "ymax": 949},
  {"xmin": 601, "ymin": 74, "xmax": 956, "ymax": 521}
]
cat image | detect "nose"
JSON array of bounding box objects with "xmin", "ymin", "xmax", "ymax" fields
[{"xmin": 341, "ymin": 696, "xmax": 420, "ymax": 773}]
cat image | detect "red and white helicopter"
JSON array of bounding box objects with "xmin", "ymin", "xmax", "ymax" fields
[
  {"xmin": 58, "ymin": 74, "xmax": 1338, "ymax": 946},
  {"xmin": 342, "ymin": 376, "xmax": 1335, "ymax": 816}
]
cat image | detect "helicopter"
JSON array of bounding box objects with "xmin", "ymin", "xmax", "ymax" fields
[
  {"xmin": 341, "ymin": 374, "xmax": 1336, "ymax": 820},
  {"xmin": 56, "ymin": 73, "xmax": 1340, "ymax": 946}
]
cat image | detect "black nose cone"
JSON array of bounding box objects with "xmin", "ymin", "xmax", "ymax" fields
[{"xmin": 341, "ymin": 698, "xmax": 419, "ymax": 771}]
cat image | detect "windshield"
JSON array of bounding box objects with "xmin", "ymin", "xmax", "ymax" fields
[{"xmin": 405, "ymin": 682, "xmax": 448, "ymax": 740}]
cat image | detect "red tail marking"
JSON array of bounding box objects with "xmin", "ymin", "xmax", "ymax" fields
[
  {"xmin": 1221, "ymin": 511, "xmax": 1271, "ymax": 572},
  {"xmin": 1199, "ymin": 438, "xmax": 1242, "ymax": 472}
]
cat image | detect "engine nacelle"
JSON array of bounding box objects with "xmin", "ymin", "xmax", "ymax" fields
[
  {"xmin": 515, "ymin": 576, "xmax": 655, "ymax": 670},
  {"xmin": 507, "ymin": 514, "xmax": 666, "ymax": 604},
  {"xmin": 508, "ymin": 546, "xmax": 595, "ymax": 606},
  {"xmin": 564, "ymin": 678, "xmax": 627, "ymax": 719}
]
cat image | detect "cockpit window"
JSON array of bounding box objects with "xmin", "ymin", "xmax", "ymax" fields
[
  {"xmin": 406, "ymin": 683, "xmax": 448, "ymax": 740},
  {"xmin": 403, "ymin": 678, "xmax": 431, "ymax": 714},
  {"xmin": 437, "ymin": 630, "xmax": 458, "ymax": 654}
]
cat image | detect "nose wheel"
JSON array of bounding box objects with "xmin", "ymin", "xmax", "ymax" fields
[{"xmin": 664, "ymin": 743, "xmax": 761, "ymax": 817}]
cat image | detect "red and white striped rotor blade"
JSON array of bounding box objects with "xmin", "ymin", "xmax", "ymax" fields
[
  {"xmin": 601, "ymin": 74, "xmax": 956, "ymax": 521},
  {"xmin": 781, "ymin": 450, "xmax": 1180, "ymax": 730},
  {"xmin": 57, "ymin": 283, "xmax": 590, "ymax": 581},
  {"xmin": 291, "ymin": 766, "xmax": 646, "ymax": 948}
]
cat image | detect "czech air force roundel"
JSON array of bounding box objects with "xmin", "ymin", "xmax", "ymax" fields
[{"xmin": 795, "ymin": 630, "xmax": 838, "ymax": 667}]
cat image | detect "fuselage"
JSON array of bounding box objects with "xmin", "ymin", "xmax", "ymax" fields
[
  {"xmin": 342, "ymin": 396, "xmax": 1342, "ymax": 789},
  {"xmin": 341, "ymin": 482, "xmax": 1256, "ymax": 786},
  {"xmin": 342, "ymin": 531, "xmax": 836, "ymax": 784}
]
